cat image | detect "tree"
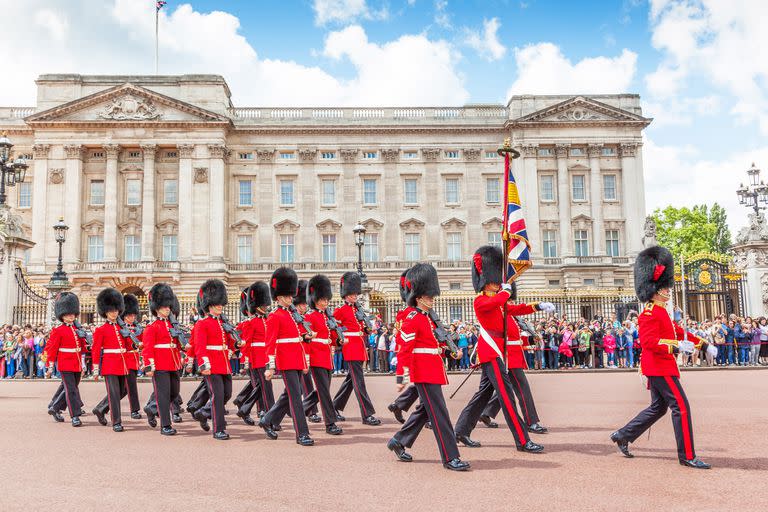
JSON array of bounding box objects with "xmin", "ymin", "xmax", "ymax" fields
[{"xmin": 650, "ymin": 203, "xmax": 732, "ymax": 257}]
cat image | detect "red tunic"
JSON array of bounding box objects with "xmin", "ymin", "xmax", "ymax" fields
[
  {"xmin": 45, "ymin": 324, "xmax": 88, "ymax": 373},
  {"xmin": 247, "ymin": 314, "xmax": 269, "ymax": 369},
  {"xmin": 474, "ymin": 290, "xmax": 538, "ymax": 365},
  {"xmin": 333, "ymin": 302, "xmax": 368, "ymax": 362},
  {"xmin": 394, "ymin": 307, "xmax": 414, "ymax": 376},
  {"xmin": 266, "ymin": 307, "xmax": 308, "ymax": 371},
  {"xmin": 124, "ymin": 324, "xmax": 141, "ymax": 371},
  {"xmin": 194, "ymin": 316, "xmax": 235, "ymax": 375},
  {"xmin": 305, "ymin": 309, "xmax": 334, "ymax": 370},
  {"xmin": 237, "ymin": 318, "xmax": 253, "ymax": 367},
  {"xmin": 398, "ymin": 309, "xmax": 448, "ymax": 385},
  {"xmin": 639, "ymin": 302, "xmax": 703, "ymax": 378},
  {"xmin": 141, "ymin": 318, "xmax": 183, "ymax": 372},
  {"xmin": 91, "ymin": 322, "xmax": 129, "ymax": 376}
]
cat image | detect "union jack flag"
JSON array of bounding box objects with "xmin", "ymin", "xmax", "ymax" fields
[
  {"xmin": 501, "ymin": 148, "xmax": 532, "ymax": 283},
  {"xmin": 156, "ymin": 1, "xmax": 167, "ymax": 11}
]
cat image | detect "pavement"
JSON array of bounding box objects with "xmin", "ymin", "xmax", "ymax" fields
[{"xmin": 1, "ymin": 370, "xmax": 766, "ymax": 511}]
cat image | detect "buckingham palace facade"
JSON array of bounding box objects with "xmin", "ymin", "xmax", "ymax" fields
[{"xmin": 0, "ymin": 74, "xmax": 650, "ymax": 300}]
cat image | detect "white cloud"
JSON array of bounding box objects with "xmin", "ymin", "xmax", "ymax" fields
[
  {"xmin": 642, "ymin": 95, "xmax": 721, "ymax": 126},
  {"xmin": 434, "ymin": 0, "xmax": 451, "ymax": 29},
  {"xmin": 507, "ymin": 43, "xmax": 637, "ymax": 96},
  {"xmin": 312, "ymin": 0, "xmax": 387, "ymax": 26},
  {"xmin": 464, "ymin": 18, "xmax": 506, "ymax": 62},
  {"xmin": 34, "ymin": 8, "xmax": 69, "ymax": 41}
]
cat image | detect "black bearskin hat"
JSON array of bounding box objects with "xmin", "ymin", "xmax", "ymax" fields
[
  {"xmin": 509, "ymin": 281, "xmax": 518, "ymax": 301},
  {"xmin": 248, "ymin": 282, "xmax": 272, "ymax": 313},
  {"xmin": 239, "ymin": 288, "xmax": 249, "ymax": 317},
  {"xmin": 399, "ymin": 268, "xmax": 413, "ymax": 303},
  {"xmin": 634, "ymin": 245, "xmax": 675, "ymax": 303},
  {"xmin": 471, "ymin": 245, "xmax": 504, "ymax": 292},
  {"xmin": 270, "ymin": 267, "xmax": 298, "ymax": 300},
  {"xmin": 307, "ymin": 274, "xmax": 333, "ymax": 310},
  {"xmin": 340, "ymin": 271, "xmax": 362, "ymax": 297},
  {"xmin": 121, "ymin": 294, "xmax": 141, "ymax": 322},
  {"xmin": 148, "ymin": 283, "xmax": 175, "ymax": 316},
  {"xmin": 194, "ymin": 290, "xmax": 204, "ymax": 317},
  {"xmin": 293, "ymin": 280, "xmax": 308, "ymax": 306},
  {"xmin": 171, "ymin": 295, "xmax": 181, "ymax": 318},
  {"xmin": 96, "ymin": 288, "xmax": 124, "ymax": 318},
  {"xmin": 406, "ymin": 263, "xmax": 441, "ymax": 307},
  {"xmin": 199, "ymin": 279, "xmax": 228, "ymax": 313},
  {"xmin": 54, "ymin": 292, "xmax": 80, "ymax": 321}
]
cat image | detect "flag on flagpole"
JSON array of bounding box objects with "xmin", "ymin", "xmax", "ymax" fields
[
  {"xmin": 156, "ymin": 1, "xmax": 167, "ymax": 11},
  {"xmin": 501, "ymin": 144, "xmax": 532, "ymax": 283}
]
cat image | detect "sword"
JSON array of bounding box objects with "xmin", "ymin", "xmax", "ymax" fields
[{"xmin": 449, "ymin": 364, "xmax": 479, "ymax": 399}]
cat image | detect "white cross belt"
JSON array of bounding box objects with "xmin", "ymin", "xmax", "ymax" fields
[
  {"xmin": 413, "ymin": 348, "xmax": 442, "ymax": 355},
  {"xmin": 276, "ymin": 337, "xmax": 302, "ymax": 344}
]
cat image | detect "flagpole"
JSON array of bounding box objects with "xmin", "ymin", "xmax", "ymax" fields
[
  {"xmin": 155, "ymin": 6, "xmax": 159, "ymax": 74},
  {"xmin": 498, "ymin": 138, "xmax": 521, "ymax": 370}
]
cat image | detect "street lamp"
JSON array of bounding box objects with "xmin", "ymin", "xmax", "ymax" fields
[
  {"xmin": 50, "ymin": 217, "xmax": 69, "ymax": 285},
  {"xmin": 736, "ymin": 163, "xmax": 768, "ymax": 215},
  {"xmin": 0, "ymin": 132, "xmax": 29, "ymax": 206},
  {"xmin": 353, "ymin": 222, "xmax": 367, "ymax": 284}
]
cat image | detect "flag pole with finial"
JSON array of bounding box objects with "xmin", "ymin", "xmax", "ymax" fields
[{"xmin": 155, "ymin": 1, "xmax": 167, "ymax": 74}]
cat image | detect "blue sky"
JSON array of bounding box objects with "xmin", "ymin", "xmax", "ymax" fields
[{"xmin": 3, "ymin": 0, "xmax": 768, "ymax": 234}]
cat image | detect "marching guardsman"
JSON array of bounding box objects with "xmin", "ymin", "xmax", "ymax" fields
[
  {"xmin": 387, "ymin": 268, "xmax": 419, "ymax": 424},
  {"xmin": 186, "ymin": 292, "xmax": 210, "ymax": 419},
  {"xmin": 611, "ymin": 246, "xmax": 711, "ymax": 469},
  {"xmin": 387, "ymin": 264, "xmax": 469, "ymax": 471},
  {"xmin": 233, "ymin": 288, "xmax": 257, "ymax": 425},
  {"xmin": 122, "ymin": 294, "xmax": 143, "ymax": 419},
  {"xmin": 331, "ymin": 272, "xmax": 381, "ymax": 426},
  {"xmin": 91, "ymin": 288, "xmax": 130, "ymax": 432},
  {"xmin": 144, "ymin": 295, "xmax": 185, "ymax": 425},
  {"xmin": 476, "ymin": 282, "xmax": 548, "ymax": 434},
  {"xmin": 142, "ymin": 283, "xmax": 183, "ymax": 436},
  {"xmin": 45, "ymin": 292, "xmax": 88, "ymax": 427},
  {"xmin": 294, "ymin": 279, "xmax": 320, "ymax": 423},
  {"xmin": 453, "ymin": 246, "xmax": 554, "ymax": 452},
  {"xmin": 259, "ymin": 267, "xmax": 314, "ymax": 446},
  {"xmin": 194, "ymin": 279, "xmax": 236, "ymax": 440},
  {"xmin": 301, "ymin": 274, "xmax": 343, "ymax": 435}
]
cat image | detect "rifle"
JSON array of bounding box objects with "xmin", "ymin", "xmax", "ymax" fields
[
  {"xmin": 289, "ymin": 305, "xmax": 313, "ymax": 338},
  {"xmin": 167, "ymin": 313, "xmax": 190, "ymax": 347},
  {"xmin": 427, "ymin": 309, "xmax": 460, "ymax": 358},
  {"xmin": 116, "ymin": 316, "xmax": 141, "ymax": 350},
  {"xmin": 73, "ymin": 320, "xmax": 93, "ymax": 347},
  {"xmin": 353, "ymin": 301, "xmax": 375, "ymax": 333},
  {"xmin": 325, "ymin": 307, "xmax": 347, "ymax": 345},
  {"xmin": 220, "ymin": 313, "xmax": 244, "ymax": 347}
]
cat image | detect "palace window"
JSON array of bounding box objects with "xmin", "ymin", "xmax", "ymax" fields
[
  {"xmin": 601, "ymin": 147, "xmax": 615, "ymax": 156},
  {"xmin": 321, "ymin": 151, "xmax": 336, "ymax": 160},
  {"xmin": 404, "ymin": 179, "xmax": 418, "ymax": 204},
  {"xmin": 404, "ymin": 233, "xmax": 421, "ymax": 261},
  {"xmin": 280, "ymin": 180, "xmax": 295, "ymax": 206},
  {"xmin": 322, "ymin": 234, "xmax": 337, "ymax": 262},
  {"xmin": 537, "ymin": 148, "xmax": 552, "ymax": 157},
  {"xmin": 570, "ymin": 148, "xmax": 585, "ymax": 157},
  {"xmin": 485, "ymin": 177, "xmax": 500, "ymax": 203},
  {"xmin": 91, "ymin": 151, "xmax": 105, "ymax": 158},
  {"xmin": 402, "ymin": 151, "xmax": 418, "ymax": 160},
  {"xmin": 162, "ymin": 235, "xmax": 177, "ymax": 261},
  {"xmin": 574, "ymin": 230, "xmax": 589, "ymax": 257},
  {"xmin": 18, "ymin": 182, "xmax": 31, "ymax": 208},
  {"xmin": 124, "ymin": 235, "xmax": 140, "ymax": 262},
  {"xmin": 543, "ymin": 230, "xmax": 557, "ymax": 258},
  {"xmin": 583, "ymin": 278, "xmax": 596, "ymax": 286},
  {"xmin": 165, "ymin": 151, "xmax": 178, "ymax": 158},
  {"xmin": 449, "ymin": 305, "xmax": 463, "ymax": 322},
  {"xmin": 449, "ymin": 282, "xmax": 462, "ymax": 290},
  {"xmin": 603, "ymin": 174, "xmax": 617, "ymax": 201},
  {"xmin": 239, "ymin": 180, "xmax": 252, "ymax": 207},
  {"xmin": 238, "ymin": 152, "xmax": 254, "ymax": 160},
  {"xmin": 280, "ymin": 234, "xmax": 295, "ymax": 262},
  {"xmin": 128, "ymin": 151, "xmax": 141, "ymax": 158},
  {"xmin": 540, "ymin": 175, "xmax": 555, "ymax": 202},
  {"xmin": 321, "ymin": 179, "xmax": 336, "ymax": 206},
  {"xmin": 163, "ymin": 179, "xmax": 177, "ymax": 205},
  {"xmin": 237, "ymin": 235, "xmax": 253, "ymax": 264},
  {"xmin": 90, "ymin": 180, "xmax": 105, "ymax": 206},
  {"xmin": 548, "ymin": 279, "xmax": 561, "ymax": 287},
  {"xmin": 444, "ymin": 150, "xmax": 459, "ymax": 159},
  {"xmin": 126, "ymin": 179, "xmax": 141, "ymax": 205},
  {"xmin": 363, "ymin": 179, "xmax": 377, "ymax": 205},
  {"xmin": 363, "ymin": 233, "xmax": 379, "ymax": 262},
  {"xmin": 571, "ymin": 175, "xmax": 586, "ymax": 201},
  {"xmin": 614, "ymin": 278, "xmax": 626, "ymax": 287},
  {"xmin": 485, "ymin": 151, "xmax": 498, "ymax": 159},
  {"xmin": 605, "ymin": 230, "xmax": 620, "ymax": 257},
  {"xmin": 488, "ymin": 231, "xmax": 502, "ymax": 249},
  {"xmin": 87, "ymin": 235, "xmax": 104, "ymax": 262},
  {"xmin": 279, "ymin": 152, "xmax": 295, "ymax": 160},
  {"xmin": 445, "ymin": 178, "xmax": 459, "ymax": 204},
  {"xmin": 362, "ymin": 152, "xmax": 377, "ymax": 160},
  {"xmin": 447, "ymin": 232, "xmax": 462, "ymax": 260}
]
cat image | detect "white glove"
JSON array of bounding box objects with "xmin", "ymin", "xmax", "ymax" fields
[
  {"xmin": 679, "ymin": 340, "xmax": 695, "ymax": 354},
  {"xmin": 706, "ymin": 344, "xmax": 718, "ymax": 357},
  {"xmin": 539, "ymin": 302, "xmax": 556, "ymax": 314},
  {"xmin": 500, "ymin": 283, "xmax": 513, "ymax": 293}
]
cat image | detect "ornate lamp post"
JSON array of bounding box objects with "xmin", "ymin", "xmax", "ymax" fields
[
  {"xmin": 0, "ymin": 132, "xmax": 29, "ymax": 207},
  {"xmin": 45, "ymin": 217, "xmax": 71, "ymax": 328},
  {"xmin": 353, "ymin": 222, "xmax": 367, "ymax": 283},
  {"xmin": 736, "ymin": 163, "xmax": 768, "ymax": 216}
]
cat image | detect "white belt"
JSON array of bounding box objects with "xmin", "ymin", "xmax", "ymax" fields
[
  {"xmin": 312, "ymin": 338, "xmax": 330, "ymax": 344},
  {"xmin": 505, "ymin": 340, "xmax": 523, "ymax": 346},
  {"xmin": 103, "ymin": 348, "xmax": 126, "ymax": 354},
  {"xmin": 413, "ymin": 348, "xmax": 442, "ymax": 355},
  {"xmin": 344, "ymin": 332, "xmax": 363, "ymax": 337},
  {"xmin": 205, "ymin": 345, "xmax": 227, "ymax": 351},
  {"xmin": 276, "ymin": 337, "xmax": 302, "ymax": 344},
  {"xmin": 154, "ymin": 343, "xmax": 177, "ymax": 349},
  {"xmin": 58, "ymin": 348, "xmax": 80, "ymax": 353},
  {"xmin": 250, "ymin": 342, "xmax": 266, "ymax": 347}
]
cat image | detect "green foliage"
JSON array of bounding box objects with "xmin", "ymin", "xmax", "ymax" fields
[{"xmin": 650, "ymin": 203, "xmax": 732, "ymax": 256}]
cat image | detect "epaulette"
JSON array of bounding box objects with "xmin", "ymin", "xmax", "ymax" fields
[
  {"xmin": 406, "ymin": 310, "xmax": 418, "ymax": 320},
  {"xmin": 643, "ymin": 303, "xmax": 654, "ymax": 315}
]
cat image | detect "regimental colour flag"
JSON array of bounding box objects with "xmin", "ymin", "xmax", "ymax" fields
[
  {"xmin": 501, "ymin": 148, "xmax": 532, "ymax": 283},
  {"xmin": 156, "ymin": 1, "xmax": 167, "ymax": 12}
]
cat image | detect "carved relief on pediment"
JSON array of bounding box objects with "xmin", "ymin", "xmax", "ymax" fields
[{"xmin": 98, "ymin": 95, "xmax": 162, "ymax": 121}]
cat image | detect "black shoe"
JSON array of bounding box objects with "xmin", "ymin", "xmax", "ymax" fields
[
  {"xmin": 172, "ymin": 413, "xmax": 183, "ymax": 423},
  {"xmin": 79, "ymin": 408, "xmax": 86, "ymax": 416},
  {"xmin": 326, "ymin": 424, "xmax": 343, "ymax": 435},
  {"xmin": 131, "ymin": 411, "xmax": 142, "ymax": 420},
  {"xmin": 308, "ymin": 413, "xmax": 322, "ymax": 423},
  {"xmin": 144, "ymin": 406, "xmax": 157, "ymax": 428},
  {"xmin": 444, "ymin": 458, "xmax": 471, "ymax": 471},
  {"xmin": 71, "ymin": 417, "xmax": 82, "ymax": 427},
  {"xmin": 517, "ymin": 440, "xmax": 544, "ymax": 453},
  {"xmin": 93, "ymin": 408, "xmax": 108, "ymax": 426},
  {"xmin": 113, "ymin": 423, "xmax": 124, "ymax": 433},
  {"xmin": 528, "ymin": 423, "xmax": 548, "ymax": 434},
  {"xmin": 296, "ymin": 434, "xmax": 315, "ymax": 446},
  {"xmin": 272, "ymin": 423, "xmax": 282, "ymax": 431},
  {"xmin": 335, "ymin": 410, "xmax": 346, "ymax": 422},
  {"xmin": 213, "ymin": 431, "xmax": 230, "ymax": 441},
  {"xmin": 237, "ymin": 410, "xmax": 255, "ymax": 426},
  {"xmin": 679, "ymin": 457, "xmax": 711, "ymax": 469},
  {"xmin": 456, "ymin": 435, "xmax": 481, "ymax": 448},
  {"xmin": 48, "ymin": 408, "xmax": 64, "ymax": 423},
  {"xmin": 259, "ymin": 420, "xmax": 278, "ymax": 440},
  {"xmin": 387, "ymin": 438, "xmax": 413, "ymax": 462},
  {"xmin": 479, "ymin": 415, "xmax": 498, "ymax": 429},
  {"xmin": 363, "ymin": 415, "xmax": 381, "ymax": 426},
  {"xmin": 186, "ymin": 406, "xmax": 197, "ymax": 414},
  {"xmin": 161, "ymin": 426, "xmax": 177, "ymax": 436},
  {"xmin": 425, "ymin": 421, "xmax": 433, "ymax": 430},
  {"xmin": 388, "ymin": 403, "xmax": 405, "ymax": 424},
  {"xmin": 233, "ymin": 398, "xmax": 242, "ymax": 408},
  {"xmin": 610, "ymin": 431, "xmax": 633, "ymax": 458},
  {"xmin": 193, "ymin": 410, "xmax": 210, "ymax": 432}
]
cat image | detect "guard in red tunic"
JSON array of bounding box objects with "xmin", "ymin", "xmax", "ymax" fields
[
  {"xmin": 91, "ymin": 288, "xmax": 130, "ymax": 432},
  {"xmin": 611, "ymin": 246, "xmax": 711, "ymax": 469},
  {"xmin": 45, "ymin": 292, "xmax": 88, "ymax": 427},
  {"xmin": 301, "ymin": 274, "xmax": 343, "ymax": 435},
  {"xmin": 185, "ymin": 293, "xmax": 210, "ymax": 418},
  {"xmin": 387, "ymin": 264, "xmax": 470, "ymax": 471},
  {"xmin": 454, "ymin": 246, "xmax": 553, "ymax": 452},
  {"xmin": 122, "ymin": 294, "xmax": 143, "ymax": 419},
  {"xmin": 387, "ymin": 268, "xmax": 419, "ymax": 424},
  {"xmin": 293, "ymin": 280, "xmax": 321, "ymax": 423},
  {"xmin": 233, "ymin": 288, "xmax": 257, "ymax": 426},
  {"xmin": 142, "ymin": 283, "xmax": 183, "ymax": 436},
  {"xmin": 331, "ymin": 271, "xmax": 381, "ymax": 425},
  {"xmin": 194, "ymin": 279, "xmax": 236, "ymax": 440},
  {"xmin": 259, "ymin": 267, "xmax": 314, "ymax": 446}
]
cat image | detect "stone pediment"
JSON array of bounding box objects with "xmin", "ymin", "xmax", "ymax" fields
[
  {"xmin": 481, "ymin": 216, "xmax": 503, "ymax": 229},
  {"xmin": 274, "ymin": 219, "xmax": 300, "ymax": 231},
  {"xmin": 26, "ymin": 83, "xmax": 230, "ymax": 125},
  {"xmin": 316, "ymin": 218, "xmax": 342, "ymax": 230},
  {"xmin": 230, "ymin": 220, "xmax": 258, "ymax": 232},
  {"xmin": 399, "ymin": 217, "xmax": 425, "ymax": 230},
  {"xmin": 441, "ymin": 217, "xmax": 467, "ymax": 228},
  {"xmin": 512, "ymin": 97, "xmax": 651, "ymax": 127},
  {"xmin": 360, "ymin": 218, "xmax": 384, "ymax": 230}
]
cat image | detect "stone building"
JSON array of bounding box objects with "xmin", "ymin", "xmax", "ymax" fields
[{"xmin": 0, "ymin": 74, "xmax": 650, "ymax": 308}]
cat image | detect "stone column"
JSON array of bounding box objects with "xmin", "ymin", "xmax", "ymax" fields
[
  {"xmin": 588, "ymin": 144, "xmax": 605, "ymax": 256},
  {"xmin": 140, "ymin": 144, "xmax": 157, "ymax": 261},
  {"xmin": 519, "ymin": 144, "xmax": 540, "ymax": 255},
  {"xmin": 63, "ymin": 144, "xmax": 84, "ymax": 264},
  {"xmin": 0, "ymin": 215, "xmax": 35, "ymax": 324},
  {"xmin": 103, "ymin": 144, "xmax": 120, "ymax": 262},
  {"xmin": 207, "ymin": 144, "xmax": 227, "ymax": 264},
  {"xmin": 177, "ymin": 144, "xmax": 195, "ymax": 262},
  {"xmin": 30, "ymin": 144, "xmax": 50, "ymax": 267},
  {"xmin": 555, "ymin": 143, "xmax": 572, "ymax": 257},
  {"xmin": 620, "ymin": 143, "xmax": 640, "ymax": 256}
]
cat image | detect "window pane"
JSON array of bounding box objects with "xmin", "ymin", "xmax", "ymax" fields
[
  {"xmin": 280, "ymin": 180, "xmax": 294, "ymax": 206},
  {"xmin": 88, "ymin": 235, "xmax": 104, "ymax": 262},
  {"xmin": 572, "ymin": 175, "xmax": 585, "ymax": 201},
  {"xmin": 18, "ymin": 182, "xmax": 31, "ymax": 207},
  {"xmin": 280, "ymin": 234, "xmax": 294, "ymax": 262},
  {"xmin": 124, "ymin": 235, "xmax": 141, "ymax": 262},
  {"xmin": 445, "ymin": 178, "xmax": 459, "ymax": 203},
  {"xmin": 540, "ymin": 175, "xmax": 554, "ymax": 201},
  {"xmin": 91, "ymin": 181, "xmax": 105, "ymax": 205},
  {"xmin": 449, "ymin": 304, "xmax": 463, "ymax": 322},
  {"xmin": 485, "ymin": 178, "xmax": 500, "ymax": 203},
  {"xmin": 126, "ymin": 179, "xmax": 141, "ymax": 205},
  {"xmin": 447, "ymin": 232, "xmax": 462, "ymax": 260},
  {"xmin": 163, "ymin": 180, "xmax": 177, "ymax": 204},
  {"xmin": 322, "ymin": 234, "xmax": 337, "ymax": 262},
  {"xmin": 574, "ymin": 230, "xmax": 589, "ymax": 257},
  {"xmin": 543, "ymin": 230, "xmax": 558, "ymax": 258},
  {"xmin": 363, "ymin": 233, "xmax": 378, "ymax": 262},
  {"xmin": 488, "ymin": 231, "xmax": 502, "ymax": 249},
  {"xmin": 237, "ymin": 235, "xmax": 253, "ymax": 263},
  {"xmin": 322, "ymin": 180, "xmax": 336, "ymax": 205},
  {"xmin": 239, "ymin": 180, "xmax": 252, "ymax": 206},
  {"xmin": 405, "ymin": 233, "xmax": 421, "ymax": 260},
  {"xmin": 363, "ymin": 179, "xmax": 377, "ymax": 204},
  {"xmin": 162, "ymin": 235, "xmax": 178, "ymax": 261},
  {"xmin": 605, "ymin": 230, "xmax": 620, "ymax": 257},
  {"xmin": 404, "ymin": 179, "xmax": 418, "ymax": 204},
  {"xmin": 603, "ymin": 175, "xmax": 617, "ymax": 200}
]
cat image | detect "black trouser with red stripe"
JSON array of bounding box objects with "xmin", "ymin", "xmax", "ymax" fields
[
  {"xmin": 126, "ymin": 369, "xmax": 140, "ymax": 414},
  {"xmin": 302, "ymin": 371, "xmax": 318, "ymax": 416},
  {"xmin": 205, "ymin": 374, "xmax": 233, "ymax": 434},
  {"xmin": 151, "ymin": 370, "xmax": 181, "ymax": 429},
  {"xmin": 332, "ymin": 361, "xmax": 376, "ymax": 419},
  {"xmin": 145, "ymin": 392, "xmax": 182, "ymax": 415},
  {"xmin": 240, "ymin": 367, "xmax": 274, "ymax": 416},
  {"xmin": 481, "ymin": 367, "xmax": 540, "ymax": 426},
  {"xmin": 454, "ymin": 357, "xmax": 530, "ymax": 447},
  {"xmin": 263, "ymin": 369, "xmax": 310, "ymax": 438},
  {"xmin": 393, "ymin": 383, "xmax": 460, "ymax": 464},
  {"xmin": 303, "ymin": 367, "xmax": 335, "ymax": 426},
  {"xmin": 186, "ymin": 380, "xmax": 209, "ymax": 412},
  {"xmin": 50, "ymin": 371, "xmax": 83, "ymax": 419},
  {"xmin": 392, "ymin": 384, "xmax": 419, "ymax": 412},
  {"xmin": 617, "ymin": 375, "xmax": 697, "ymax": 461},
  {"xmin": 94, "ymin": 375, "xmax": 128, "ymax": 425}
]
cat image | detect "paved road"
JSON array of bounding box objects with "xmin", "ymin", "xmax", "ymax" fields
[{"xmin": 1, "ymin": 370, "xmax": 766, "ymax": 511}]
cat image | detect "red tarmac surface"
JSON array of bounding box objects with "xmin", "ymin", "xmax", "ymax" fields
[{"xmin": 1, "ymin": 369, "xmax": 767, "ymax": 512}]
